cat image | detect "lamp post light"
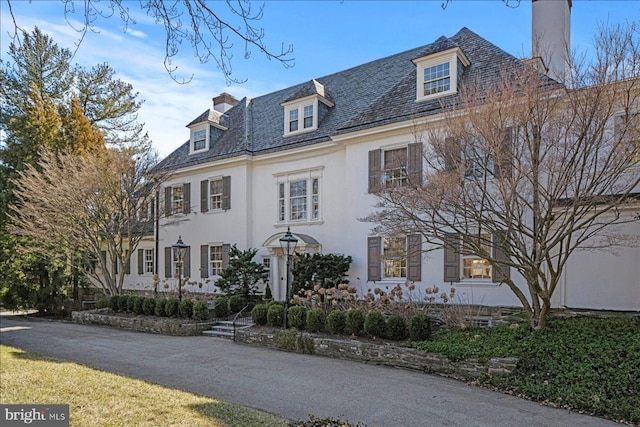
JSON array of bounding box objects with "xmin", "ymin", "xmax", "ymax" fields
[
  {"xmin": 279, "ymin": 227, "xmax": 298, "ymax": 328},
  {"xmin": 172, "ymin": 236, "xmax": 188, "ymax": 301}
]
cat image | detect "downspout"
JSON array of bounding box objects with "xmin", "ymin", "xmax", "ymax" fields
[{"xmin": 154, "ymin": 189, "xmax": 160, "ymax": 297}]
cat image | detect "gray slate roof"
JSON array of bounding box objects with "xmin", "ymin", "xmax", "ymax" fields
[{"xmin": 155, "ymin": 27, "xmax": 559, "ymax": 172}]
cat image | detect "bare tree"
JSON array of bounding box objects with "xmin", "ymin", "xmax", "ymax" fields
[
  {"xmin": 366, "ymin": 21, "xmax": 640, "ymax": 330},
  {"xmin": 9, "ymin": 145, "xmax": 169, "ymax": 296},
  {"xmin": 3, "ymin": 0, "xmax": 294, "ymax": 84}
]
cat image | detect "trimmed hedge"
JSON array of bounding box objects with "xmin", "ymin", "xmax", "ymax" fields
[
  {"xmin": 345, "ymin": 309, "xmax": 365, "ymax": 336},
  {"xmin": 142, "ymin": 298, "xmax": 156, "ymax": 316},
  {"xmin": 251, "ymin": 304, "xmax": 268, "ymax": 326},
  {"xmin": 192, "ymin": 300, "xmax": 209, "ymax": 321},
  {"xmin": 229, "ymin": 295, "xmax": 245, "ymax": 313},
  {"xmin": 327, "ymin": 310, "xmax": 346, "ymax": 335},
  {"xmin": 214, "ymin": 298, "xmax": 229, "ymax": 319},
  {"xmin": 306, "ymin": 308, "xmax": 326, "ymax": 333},
  {"xmin": 267, "ymin": 304, "xmax": 284, "ymax": 327},
  {"xmin": 386, "ymin": 314, "xmax": 407, "ymax": 340},
  {"xmin": 288, "ymin": 306, "xmax": 307, "ymax": 330},
  {"xmin": 409, "ymin": 314, "xmax": 432, "ymax": 342},
  {"xmin": 165, "ymin": 298, "xmax": 179, "ymax": 317},
  {"xmin": 179, "ymin": 299, "xmax": 193, "ymax": 318},
  {"xmin": 154, "ymin": 298, "xmax": 167, "ymax": 317},
  {"xmin": 364, "ymin": 310, "xmax": 386, "ymax": 339}
]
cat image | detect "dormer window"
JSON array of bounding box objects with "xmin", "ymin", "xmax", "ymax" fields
[
  {"xmin": 281, "ymin": 80, "xmax": 334, "ymax": 137},
  {"xmin": 284, "ymin": 101, "xmax": 316, "ymax": 136},
  {"xmin": 193, "ymin": 129, "xmax": 206, "ymax": 151},
  {"xmin": 413, "ymin": 48, "xmax": 470, "ymax": 102}
]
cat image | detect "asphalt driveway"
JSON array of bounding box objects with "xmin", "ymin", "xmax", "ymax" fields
[{"xmin": 0, "ymin": 314, "xmax": 615, "ymax": 427}]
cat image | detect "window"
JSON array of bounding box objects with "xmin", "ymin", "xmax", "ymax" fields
[
  {"xmin": 383, "ymin": 147, "xmax": 408, "ymax": 187},
  {"xmin": 289, "ymin": 109, "xmax": 299, "ymax": 132},
  {"xmin": 423, "ymin": 62, "xmax": 450, "ymax": 96},
  {"xmin": 283, "ymin": 101, "xmax": 317, "ymax": 136},
  {"xmin": 368, "ymin": 144, "xmax": 423, "ymax": 192},
  {"xmin": 210, "ymin": 179, "xmax": 223, "ymax": 210},
  {"xmin": 164, "ymin": 184, "xmax": 190, "ymax": 216},
  {"xmin": 164, "ymin": 245, "xmax": 190, "ymax": 278},
  {"xmin": 172, "ymin": 186, "xmax": 183, "ymax": 214},
  {"xmin": 464, "ymin": 145, "xmax": 493, "ymax": 181},
  {"xmin": 199, "ymin": 243, "xmax": 229, "ymax": 278},
  {"xmin": 200, "ymin": 177, "xmax": 230, "ymax": 212},
  {"xmin": 303, "ymin": 105, "xmax": 314, "ymax": 128},
  {"xmin": 367, "ymin": 235, "xmax": 421, "ymax": 282},
  {"xmin": 615, "ymin": 113, "xmax": 640, "ymax": 162},
  {"xmin": 461, "ymin": 234, "xmax": 492, "ymax": 279},
  {"xmin": 277, "ymin": 173, "xmax": 321, "ymax": 223},
  {"xmin": 443, "ymin": 233, "xmax": 510, "ymax": 283},
  {"xmin": 209, "ymin": 246, "xmax": 223, "ymax": 276},
  {"xmin": 138, "ymin": 248, "xmax": 154, "ymax": 275},
  {"xmin": 193, "ymin": 129, "xmax": 206, "ymax": 151}
]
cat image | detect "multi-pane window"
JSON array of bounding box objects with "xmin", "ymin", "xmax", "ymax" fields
[
  {"xmin": 461, "ymin": 234, "xmax": 492, "ymax": 279},
  {"xmin": 193, "ymin": 129, "xmax": 206, "ymax": 151},
  {"xmin": 423, "ymin": 62, "xmax": 450, "ymax": 96},
  {"xmin": 615, "ymin": 113, "xmax": 639, "ymax": 162},
  {"xmin": 383, "ymin": 237, "xmax": 407, "ymax": 278},
  {"xmin": 383, "ymin": 148, "xmax": 408, "ymax": 187},
  {"xmin": 277, "ymin": 173, "xmax": 321, "ymax": 223},
  {"xmin": 209, "ymin": 246, "xmax": 223, "ymax": 276},
  {"xmin": 289, "ymin": 109, "xmax": 299, "ymax": 132},
  {"xmin": 209, "ymin": 179, "xmax": 223, "ymax": 210},
  {"xmin": 172, "ymin": 186, "xmax": 184, "ymax": 214},
  {"xmin": 172, "ymin": 248, "xmax": 184, "ymax": 277},
  {"xmin": 303, "ymin": 105, "xmax": 314, "ymax": 128},
  {"xmin": 144, "ymin": 249, "xmax": 154, "ymax": 274}
]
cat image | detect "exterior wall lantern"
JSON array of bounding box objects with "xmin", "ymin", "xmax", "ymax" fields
[
  {"xmin": 172, "ymin": 236, "xmax": 188, "ymax": 301},
  {"xmin": 279, "ymin": 227, "xmax": 298, "ymax": 328}
]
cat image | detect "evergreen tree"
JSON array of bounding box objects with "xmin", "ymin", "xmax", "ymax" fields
[{"xmin": 215, "ymin": 246, "xmax": 268, "ymax": 300}]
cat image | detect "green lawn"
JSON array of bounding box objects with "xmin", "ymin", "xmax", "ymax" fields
[
  {"xmin": 0, "ymin": 345, "xmax": 288, "ymax": 427},
  {"xmin": 415, "ymin": 316, "xmax": 640, "ymax": 423}
]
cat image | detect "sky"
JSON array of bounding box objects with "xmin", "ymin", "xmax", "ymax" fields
[{"xmin": 1, "ymin": 0, "xmax": 638, "ymax": 157}]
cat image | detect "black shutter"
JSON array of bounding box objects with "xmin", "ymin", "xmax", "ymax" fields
[
  {"xmin": 368, "ymin": 149, "xmax": 382, "ymax": 193},
  {"xmin": 124, "ymin": 250, "xmax": 130, "ymax": 275},
  {"xmin": 407, "ymin": 234, "xmax": 422, "ymax": 281},
  {"xmin": 200, "ymin": 180, "xmax": 208, "ymax": 213},
  {"xmin": 495, "ymin": 127, "xmax": 513, "ymax": 179},
  {"xmin": 367, "ymin": 236, "xmax": 382, "ymax": 281},
  {"xmin": 200, "ymin": 245, "xmax": 208, "ymax": 278},
  {"xmin": 444, "ymin": 137, "xmax": 461, "ymax": 171},
  {"xmin": 164, "ymin": 247, "xmax": 172, "ymax": 278},
  {"xmin": 222, "ymin": 176, "xmax": 231, "ymax": 210},
  {"xmin": 408, "ymin": 143, "xmax": 423, "ymax": 186},
  {"xmin": 443, "ymin": 233, "xmax": 460, "ymax": 282},
  {"xmin": 164, "ymin": 187, "xmax": 171, "ymax": 216},
  {"xmin": 137, "ymin": 249, "xmax": 144, "ymax": 275},
  {"xmin": 222, "ymin": 244, "xmax": 231, "ymax": 268},
  {"xmin": 183, "ymin": 246, "xmax": 191, "ymax": 278},
  {"xmin": 183, "ymin": 183, "xmax": 191, "ymax": 214},
  {"xmin": 492, "ymin": 231, "xmax": 511, "ymax": 282}
]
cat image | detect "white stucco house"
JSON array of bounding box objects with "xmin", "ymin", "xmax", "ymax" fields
[{"xmin": 120, "ymin": 0, "xmax": 639, "ymax": 311}]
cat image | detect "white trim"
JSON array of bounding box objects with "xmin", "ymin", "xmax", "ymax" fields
[{"xmin": 413, "ymin": 47, "xmax": 470, "ymax": 103}]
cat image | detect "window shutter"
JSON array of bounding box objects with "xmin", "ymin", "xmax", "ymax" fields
[
  {"xmin": 367, "ymin": 236, "xmax": 382, "ymax": 281},
  {"xmin": 124, "ymin": 250, "xmax": 130, "ymax": 275},
  {"xmin": 222, "ymin": 176, "xmax": 231, "ymax": 210},
  {"xmin": 492, "ymin": 231, "xmax": 511, "ymax": 282},
  {"xmin": 368, "ymin": 149, "xmax": 382, "ymax": 193},
  {"xmin": 200, "ymin": 245, "xmax": 208, "ymax": 278},
  {"xmin": 164, "ymin": 187, "xmax": 171, "ymax": 216},
  {"xmin": 164, "ymin": 247, "xmax": 171, "ymax": 278},
  {"xmin": 200, "ymin": 180, "xmax": 208, "ymax": 213},
  {"xmin": 222, "ymin": 244, "xmax": 231, "ymax": 268},
  {"xmin": 137, "ymin": 249, "xmax": 144, "ymax": 275},
  {"xmin": 443, "ymin": 233, "xmax": 460, "ymax": 282},
  {"xmin": 443, "ymin": 137, "xmax": 461, "ymax": 171},
  {"xmin": 183, "ymin": 246, "xmax": 191, "ymax": 278},
  {"xmin": 408, "ymin": 143, "xmax": 423, "ymax": 186},
  {"xmin": 495, "ymin": 127, "xmax": 513, "ymax": 179},
  {"xmin": 183, "ymin": 183, "xmax": 191, "ymax": 214},
  {"xmin": 407, "ymin": 234, "xmax": 422, "ymax": 281}
]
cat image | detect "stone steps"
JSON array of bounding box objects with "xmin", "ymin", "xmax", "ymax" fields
[{"xmin": 202, "ymin": 319, "xmax": 253, "ymax": 339}]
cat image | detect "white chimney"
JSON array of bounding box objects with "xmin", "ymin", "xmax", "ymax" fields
[{"xmin": 532, "ymin": 0, "xmax": 571, "ymax": 84}]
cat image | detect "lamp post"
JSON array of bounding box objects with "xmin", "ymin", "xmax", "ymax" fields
[
  {"xmin": 172, "ymin": 236, "xmax": 188, "ymax": 301},
  {"xmin": 279, "ymin": 227, "xmax": 298, "ymax": 328}
]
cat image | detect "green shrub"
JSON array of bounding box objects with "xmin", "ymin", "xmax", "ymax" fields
[
  {"xmin": 164, "ymin": 298, "xmax": 179, "ymax": 317},
  {"xmin": 306, "ymin": 308, "xmax": 326, "ymax": 333},
  {"xmin": 364, "ymin": 310, "xmax": 387, "ymax": 339},
  {"xmin": 251, "ymin": 304, "xmax": 268, "ymax": 326},
  {"xmin": 192, "ymin": 300, "xmax": 209, "ymax": 321},
  {"xmin": 126, "ymin": 295, "xmax": 137, "ymax": 312},
  {"xmin": 117, "ymin": 295, "xmax": 129, "ymax": 312},
  {"xmin": 274, "ymin": 329, "xmax": 315, "ymax": 354},
  {"xmin": 229, "ymin": 295, "xmax": 245, "ymax": 313},
  {"xmin": 214, "ymin": 298, "xmax": 229, "ymax": 319},
  {"xmin": 96, "ymin": 297, "xmax": 110, "ymax": 309},
  {"xmin": 288, "ymin": 306, "xmax": 307, "ymax": 329},
  {"xmin": 409, "ymin": 314, "xmax": 432, "ymax": 342},
  {"xmin": 267, "ymin": 300, "xmax": 283, "ymax": 307},
  {"xmin": 386, "ymin": 314, "xmax": 408, "ymax": 340},
  {"xmin": 108, "ymin": 295, "xmax": 119, "ymax": 311},
  {"xmin": 264, "ymin": 284, "xmax": 272, "ymax": 300},
  {"xmin": 179, "ymin": 299, "xmax": 193, "ymax": 318},
  {"xmin": 267, "ymin": 304, "xmax": 284, "ymax": 327},
  {"xmin": 327, "ymin": 310, "xmax": 346, "ymax": 335},
  {"xmin": 134, "ymin": 296, "xmax": 145, "ymax": 315},
  {"xmin": 142, "ymin": 297, "xmax": 156, "ymax": 316},
  {"xmin": 345, "ymin": 309, "xmax": 365, "ymax": 336},
  {"xmin": 154, "ymin": 299, "xmax": 167, "ymax": 317}
]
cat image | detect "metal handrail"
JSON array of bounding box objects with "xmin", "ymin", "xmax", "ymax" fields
[{"xmin": 232, "ymin": 304, "xmax": 252, "ymax": 341}]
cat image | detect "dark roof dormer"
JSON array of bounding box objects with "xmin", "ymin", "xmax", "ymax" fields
[
  {"xmin": 281, "ymin": 79, "xmax": 335, "ymax": 137},
  {"xmin": 412, "ymin": 44, "xmax": 470, "ymax": 102},
  {"xmin": 187, "ymin": 102, "xmax": 233, "ymax": 155}
]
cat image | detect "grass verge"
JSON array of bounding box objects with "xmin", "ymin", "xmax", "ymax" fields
[
  {"xmin": 0, "ymin": 345, "xmax": 287, "ymax": 427},
  {"xmin": 414, "ymin": 316, "xmax": 640, "ymax": 423}
]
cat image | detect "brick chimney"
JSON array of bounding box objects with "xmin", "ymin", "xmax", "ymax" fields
[
  {"xmin": 532, "ymin": 0, "xmax": 572, "ymax": 84},
  {"xmin": 212, "ymin": 92, "xmax": 238, "ymax": 114}
]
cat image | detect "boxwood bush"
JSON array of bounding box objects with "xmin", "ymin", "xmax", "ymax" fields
[
  {"xmin": 118, "ymin": 295, "xmax": 130, "ymax": 312},
  {"xmin": 214, "ymin": 298, "xmax": 229, "ymax": 319},
  {"xmin": 154, "ymin": 298, "xmax": 167, "ymax": 317},
  {"xmin": 306, "ymin": 308, "xmax": 326, "ymax": 333},
  {"xmin": 164, "ymin": 298, "xmax": 179, "ymax": 317},
  {"xmin": 134, "ymin": 296, "xmax": 145, "ymax": 315},
  {"xmin": 109, "ymin": 295, "xmax": 119, "ymax": 311},
  {"xmin": 409, "ymin": 313, "xmax": 432, "ymax": 342},
  {"xmin": 96, "ymin": 297, "xmax": 110, "ymax": 309},
  {"xmin": 327, "ymin": 310, "xmax": 346, "ymax": 335},
  {"xmin": 364, "ymin": 310, "xmax": 387, "ymax": 339},
  {"xmin": 179, "ymin": 299, "xmax": 193, "ymax": 318},
  {"xmin": 345, "ymin": 309, "xmax": 365, "ymax": 336},
  {"xmin": 192, "ymin": 300, "xmax": 209, "ymax": 321},
  {"xmin": 142, "ymin": 297, "xmax": 156, "ymax": 316},
  {"xmin": 386, "ymin": 314, "xmax": 408, "ymax": 340},
  {"xmin": 126, "ymin": 295, "xmax": 137, "ymax": 313},
  {"xmin": 267, "ymin": 304, "xmax": 284, "ymax": 327},
  {"xmin": 288, "ymin": 306, "xmax": 307, "ymax": 329},
  {"xmin": 229, "ymin": 295, "xmax": 245, "ymax": 313},
  {"xmin": 251, "ymin": 304, "xmax": 268, "ymax": 325}
]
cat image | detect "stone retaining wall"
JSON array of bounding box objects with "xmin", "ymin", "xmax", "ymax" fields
[
  {"xmin": 72, "ymin": 310, "xmax": 213, "ymax": 336},
  {"xmin": 235, "ymin": 328, "xmax": 518, "ymax": 380}
]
